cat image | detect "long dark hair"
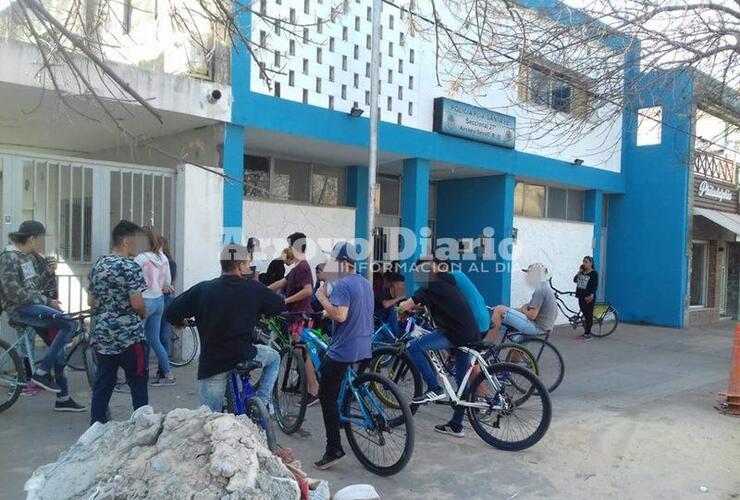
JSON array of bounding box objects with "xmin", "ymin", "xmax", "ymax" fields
[
  {"xmin": 160, "ymin": 236, "xmax": 173, "ymax": 260},
  {"xmin": 141, "ymin": 226, "xmax": 162, "ymax": 253}
]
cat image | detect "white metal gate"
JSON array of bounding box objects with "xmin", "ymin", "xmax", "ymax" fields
[{"xmin": 0, "ymin": 151, "xmax": 176, "ymax": 313}]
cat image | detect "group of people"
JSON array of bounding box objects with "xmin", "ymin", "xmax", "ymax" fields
[{"xmin": 0, "ymin": 218, "xmax": 599, "ymax": 471}]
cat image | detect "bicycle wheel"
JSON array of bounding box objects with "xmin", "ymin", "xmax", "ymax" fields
[
  {"xmin": 245, "ymin": 397, "xmax": 278, "ymax": 453},
  {"xmin": 168, "ymin": 325, "xmax": 199, "ymax": 367},
  {"xmin": 519, "ymin": 338, "xmax": 564, "ymax": 393},
  {"xmin": 466, "ymin": 363, "xmax": 551, "ymax": 451},
  {"xmin": 273, "ymin": 347, "xmax": 308, "ymax": 434},
  {"xmin": 64, "ymin": 339, "xmax": 86, "ymax": 371},
  {"xmin": 489, "ymin": 343, "xmax": 539, "ymax": 405},
  {"xmin": 0, "ymin": 339, "xmax": 24, "ymax": 412},
  {"xmin": 82, "ymin": 343, "xmax": 98, "ymax": 389},
  {"xmin": 592, "ymin": 305, "xmax": 619, "ymax": 338},
  {"xmin": 342, "ymin": 373, "xmax": 414, "ymax": 476},
  {"xmin": 368, "ymin": 346, "xmax": 423, "ymax": 414}
]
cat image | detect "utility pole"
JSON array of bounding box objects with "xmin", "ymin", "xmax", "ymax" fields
[{"xmin": 367, "ymin": 0, "xmax": 381, "ymax": 279}]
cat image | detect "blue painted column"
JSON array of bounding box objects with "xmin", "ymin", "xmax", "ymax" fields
[
  {"xmin": 584, "ymin": 190, "xmax": 604, "ymax": 271},
  {"xmin": 401, "ymin": 158, "xmax": 430, "ymax": 288},
  {"xmin": 435, "ymin": 173, "xmax": 515, "ymax": 306},
  {"xmin": 346, "ymin": 166, "xmax": 370, "ymax": 242},
  {"xmin": 491, "ymin": 174, "xmax": 516, "ymax": 306},
  {"xmin": 221, "ymin": 0, "xmax": 251, "ymax": 244}
]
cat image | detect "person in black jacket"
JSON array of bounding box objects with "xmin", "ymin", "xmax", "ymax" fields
[
  {"xmin": 398, "ymin": 257, "xmax": 479, "ymax": 437},
  {"xmin": 164, "ymin": 244, "xmax": 285, "ymax": 411},
  {"xmin": 574, "ymin": 256, "xmax": 599, "ymax": 341}
]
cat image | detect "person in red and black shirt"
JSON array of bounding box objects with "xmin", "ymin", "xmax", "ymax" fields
[{"xmin": 269, "ymin": 232, "xmax": 320, "ymax": 404}]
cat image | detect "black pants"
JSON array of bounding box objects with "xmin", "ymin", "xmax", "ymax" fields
[
  {"xmin": 90, "ymin": 342, "xmax": 149, "ymax": 425},
  {"xmin": 319, "ymin": 356, "xmax": 350, "ymax": 455},
  {"xmin": 578, "ymin": 297, "xmax": 595, "ymax": 335}
]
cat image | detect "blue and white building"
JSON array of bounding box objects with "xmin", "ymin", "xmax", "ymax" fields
[{"xmin": 0, "ymin": 0, "xmax": 738, "ymax": 328}]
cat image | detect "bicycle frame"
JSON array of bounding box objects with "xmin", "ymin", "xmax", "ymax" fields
[
  {"xmin": 425, "ymin": 346, "xmax": 504, "ymax": 410},
  {"xmin": 338, "ymin": 366, "xmax": 393, "ymax": 426},
  {"xmin": 228, "ymin": 371, "xmax": 258, "ymax": 415}
]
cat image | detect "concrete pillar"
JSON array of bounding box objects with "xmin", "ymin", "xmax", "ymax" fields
[
  {"xmin": 221, "ymin": 0, "xmax": 250, "ymax": 244},
  {"xmin": 584, "ymin": 190, "xmax": 604, "ymax": 271},
  {"xmin": 346, "ymin": 166, "xmax": 370, "ymax": 242},
  {"xmin": 222, "ymin": 124, "xmax": 244, "ymax": 244},
  {"xmin": 436, "ymin": 173, "xmax": 515, "ymax": 306},
  {"xmin": 401, "ymin": 158, "xmax": 430, "ymax": 287}
]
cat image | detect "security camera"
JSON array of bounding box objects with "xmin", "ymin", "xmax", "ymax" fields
[{"xmin": 207, "ymin": 89, "xmax": 222, "ymax": 104}]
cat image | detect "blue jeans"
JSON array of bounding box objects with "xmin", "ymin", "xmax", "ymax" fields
[
  {"xmin": 160, "ymin": 294, "xmax": 174, "ymax": 356},
  {"xmin": 407, "ymin": 329, "xmax": 470, "ymax": 388},
  {"xmin": 13, "ymin": 304, "xmax": 77, "ymax": 373},
  {"xmin": 144, "ymin": 296, "xmax": 170, "ymax": 375},
  {"xmin": 199, "ymin": 344, "xmax": 281, "ymax": 411},
  {"xmin": 376, "ymin": 307, "xmax": 401, "ymax": 337},
  {"xmin": 502, "ymin": 308, "xmax": 545, "ymax": 343}
]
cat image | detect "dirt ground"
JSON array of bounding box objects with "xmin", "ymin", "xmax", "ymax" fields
[{"xmin": 1, "ymin": 321, "xmax": 739, "ymax": 499}]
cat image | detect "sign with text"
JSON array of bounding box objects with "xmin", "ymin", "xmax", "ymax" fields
[
  {"xmin": 698, "ymin": 180, "xmax": 733, "ymax": 202},
  {"xmin": 693, "ymin": 177, "xmax": 739, "ymax": 213},
  {"xmin": 433, "ymin": 98, "xmax": 516, "ymax": 149}
]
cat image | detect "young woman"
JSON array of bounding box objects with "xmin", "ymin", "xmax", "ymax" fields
[
  {"xmin": 135, "ymin": 227, "xmax": 175, "ymax": 385},
  {"xmin": 574, "ymin": 256, "xmax": 599, "ymax": 341}
]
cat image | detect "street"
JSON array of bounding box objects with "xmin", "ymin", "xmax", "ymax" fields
[{"xmin": 1, "ymin": 322, "xmax": 739, "ymax": 500}]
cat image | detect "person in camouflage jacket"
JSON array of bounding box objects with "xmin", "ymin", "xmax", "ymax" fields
[{"xmin": 0, "ymin": 220, "xmax": 86, "ymax": 411}]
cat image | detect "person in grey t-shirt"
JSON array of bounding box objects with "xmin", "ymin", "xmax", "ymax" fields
[{"xmin": 484, "ymin": 263, "xmax": 557, "ymax": 342}]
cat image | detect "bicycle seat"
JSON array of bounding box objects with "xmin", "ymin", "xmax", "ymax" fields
[{"xmin": 235, "ymin": 359, "xmax": 262, "ymax": 374}]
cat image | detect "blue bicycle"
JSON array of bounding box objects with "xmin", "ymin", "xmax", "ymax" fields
[
  {"xmin": 298, "ymin": 320, "xmax": 415, "ymax": 476},
  {"xmin": 224, "ymin": 359, "xmax": 278, "ymax": 453}
]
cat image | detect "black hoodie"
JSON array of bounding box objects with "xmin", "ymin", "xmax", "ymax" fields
[{"xmin": 411, "ymin": 272, "xmax": 480, "ymax": 347}]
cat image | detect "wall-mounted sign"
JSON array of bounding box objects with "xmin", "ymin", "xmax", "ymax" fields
[
  {"xmin": 433, "ymin": 98, "xmax": 516, "ymax": 149},
  {"xmin": 698, "ymin": 180, "xmax": 734, "ymax": 202}
]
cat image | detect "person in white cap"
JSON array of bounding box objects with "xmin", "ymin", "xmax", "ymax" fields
[{"xmin": 485, "ymin": 262, "xmax": 557, "ymax": 342}]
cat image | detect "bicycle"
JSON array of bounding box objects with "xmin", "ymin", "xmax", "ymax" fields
[
  {"xmin": 369, "ymin": 309, "xmax": 540, "ymax": 410},
  {"xmin": 295, "ymin": 314, "xmax": 415, "ymax": 476},
  {"xmin": 0, "ymin": 309, "xmax": 97, "ymax": 412},
  {"xmin": 406, "ymin": 312, "xmax": 552, "ymax": 450},
  {"xmin": 549, "ymin": 278, "xmax": 619, "ymax": 338},
  {"xmin": 223, "ymin": 359, "xmax": 278, "ymax": 453},
  {"xmin": 167, "ymin": 319, "xmax": 200, "ymax": 367}
]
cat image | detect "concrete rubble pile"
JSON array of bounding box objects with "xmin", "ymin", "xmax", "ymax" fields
[{"xmin": 25, "ymin": 406, "xmax": 326, "ymax": 500}]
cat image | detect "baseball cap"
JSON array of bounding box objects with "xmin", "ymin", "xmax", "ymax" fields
[
  {"xmin": 521, "ymin": 262, "xmax": 548, "ymax": 276},
  {"xmin": 10, "ymin": 220, "xmax": 46, "ymax": 239},
  {"xmin": 325, "ymin": 241, "xmax": 360, "ymax": 266},
  {"xmin": 219, "ymin": 243, "xmax": 250, "ymax": 262}
]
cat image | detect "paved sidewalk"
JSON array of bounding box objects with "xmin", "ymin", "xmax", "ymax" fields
[{"xmin": 1, "ymin": 322, "xmax": 739, "ymax": 499}]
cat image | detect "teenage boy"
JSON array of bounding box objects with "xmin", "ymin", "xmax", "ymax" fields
[
  {"xmin": 313, "ymin": 242, "xmax": 374, "ymax": 470},
  {"xmin": 165, "ymin": 244, "xmax": 284, "ymax": 412},
  {"xmin": 398, "ymin": 258, "xmax": 479, "ymax": 437},
  {"xmin": 374, "ymin": 272, "xmax": 406, "ymax": 335},
  {"xmin": 485, "ymin": 263, "xmax": 557, "ymax": 342},
  {"xmin": 269, "ymin": 232, "xmax": 320, "ymax": 404},
  {"xmin": 87, "ymin": 220, "xmax": 149, "ymax": 424},
  {"xmin": 0, "ymin": 220, "xmax": 85, "ymax": 410}
]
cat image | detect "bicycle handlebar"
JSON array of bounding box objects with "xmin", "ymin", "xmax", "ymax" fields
[
  {"xmin": 547, "ymin": 278, "xmax": 575, "ymax": 296},
  {"xmin": 34, "ymin": 308, "xmax": 97, "ymax": 321}
]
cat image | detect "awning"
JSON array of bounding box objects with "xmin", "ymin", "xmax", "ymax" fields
[{"xmin": 694, "ymin": 207, "xmax": 740, "ymax": 238}]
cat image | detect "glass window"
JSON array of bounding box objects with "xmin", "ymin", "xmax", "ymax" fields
[
  {"xmin": 244, "ymin": 155, "xmax": 270, "ymax": 199},
  {"xmin": 523, "ymin": 184, "xmax": 545, "ymax": 217},
  {"xmin": 273, "ymin": 160, "xmax": 310, "ymax": 202},
  {"xmin": 311, "ymin": 165, "xmax": 345, "ymax": 206},
  {"xmin": 428, "ymin": 182, "xmax": 437, "ymax": 219},
  {"xmin": 637, "ymin": 106, "xmax": 662, "ymax": 146},
  {"xmin": 376, "ymin": 176, "xmax": 400, "ymax": 215},
  {"xmin": 547, "ymin": 187, "xmax": 567, "ymax": 219},
  {"xmin": 514, "ymin": 182, "xmax": 524, "ymax": 215},
  {"xmin": 690, "ymin": 242, "xmax": 708, "ymax": 306},
  {"xmin": 566, "ymin": 189, "xmax": 584, "ymax": 221},
  {"xmin": 551, "ymin": 77, "xmax": 572, "ymax": 113}
]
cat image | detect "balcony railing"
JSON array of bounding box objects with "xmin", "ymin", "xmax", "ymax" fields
[{"xmin": 694, "ymin": 149, "xmax": 738, "ymax": 184}]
